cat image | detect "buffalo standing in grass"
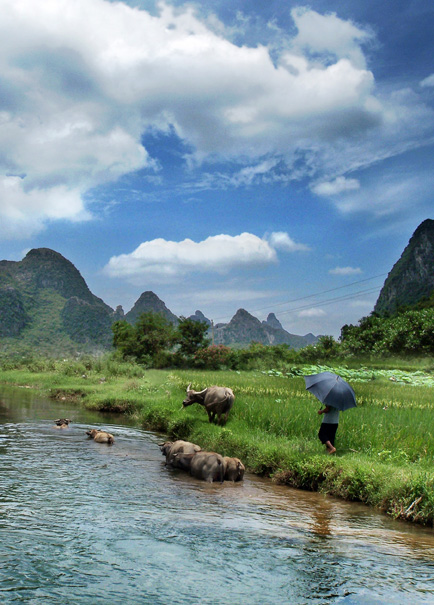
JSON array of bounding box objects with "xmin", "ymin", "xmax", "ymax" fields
[{"xmin": 182, "ymin": 384, "xmax": 234, "ymax": 425}]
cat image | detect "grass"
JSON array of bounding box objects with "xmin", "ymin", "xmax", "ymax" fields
[{"xmin": 1, "ymin": 359, "xmax": 434, "ymax": 526}]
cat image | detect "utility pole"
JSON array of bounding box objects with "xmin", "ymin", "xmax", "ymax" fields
[{"xmin": 211, "ymin": 319, "xmax": 214, "ymax": 345}]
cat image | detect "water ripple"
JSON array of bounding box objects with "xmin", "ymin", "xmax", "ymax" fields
[{"xmin": 0, "ymin": 388, "xmax": 434, "ymax": 604}]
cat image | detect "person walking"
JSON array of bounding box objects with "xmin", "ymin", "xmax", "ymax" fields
[{"xmin": 318, "ymin": 405, "xmax": 339, "ymax": 454}]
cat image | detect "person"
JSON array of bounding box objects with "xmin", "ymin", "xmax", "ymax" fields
[{"xmin": 318, "ymin": 405, "xmax": 339, "ymax": 454}]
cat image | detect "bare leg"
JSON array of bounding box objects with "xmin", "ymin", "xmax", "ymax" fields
[{"xmin": 325, "ymin": 440, "xmax": 336, "ymax": 454}]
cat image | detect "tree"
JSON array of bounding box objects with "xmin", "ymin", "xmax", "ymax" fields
[
  {"xmin": 176, "ymin": 316, "xmax": 210, "ymax": 356},
  {"xmin": 112, "ymin": 320, "xmax": 137, "ymax": 358},
  {"xmin": 112, "ymin": 312, "xmax": 176, "ymax": 363}
]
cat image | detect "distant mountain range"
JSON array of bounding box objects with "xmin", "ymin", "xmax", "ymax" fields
[
  {"xmin": 1, "ymin": 218, "xmax": 432, "ymax": 356},
  {"xmin": 0, "ymin": 248, "xmax": 318, "ymax": 354}
]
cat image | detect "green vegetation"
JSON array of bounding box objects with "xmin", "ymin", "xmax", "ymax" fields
[
  {"xmin": 340, "ymin": 308, "xmax": 434, "ymax": 355},
  {"xmin": 1, "ymin": 354, "xmax": 434, "ymax": 526},
  {"xmin": 112, "ymin": 313, "xmax": 210, "ymax": 366}
]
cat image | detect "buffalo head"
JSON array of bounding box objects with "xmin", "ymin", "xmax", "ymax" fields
[{"xmin": 182, "ymin": 383, "xmax": 207, "ymax": 407}]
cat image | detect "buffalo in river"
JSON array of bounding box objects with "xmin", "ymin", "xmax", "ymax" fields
[
  {"xmin": 173, "ymin": 451, "xmax": 226, "ymax": 483},
  {"xmin": 223, "ymin": 457, "xmax": 245, "ymax": 482},
  {"xmin": 86, "ymin": 428, "xmax": 115, "ymax": 445},
  {"xmin": 182, "ymin": 384, "xmax": 234, "ymax": 425},
  {"xmin": 53, "ymin": 418, "xmax": 70, "ymax": 429},
  {"xmin": 159, "ymin": 440, "xmax": 201, "ymax": 467}
]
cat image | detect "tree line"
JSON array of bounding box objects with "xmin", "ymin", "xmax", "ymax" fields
[{"xmin": 111, "ymin": 305, "xmax": 434, "ymax": 371}]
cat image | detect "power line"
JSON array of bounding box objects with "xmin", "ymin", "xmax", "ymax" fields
[
  {"xmin": 213, "ymin": 272, "xmax": 387, "ymax": 323},
  {"xmin": 277, "ymin": 286, "xmax": 382, "ymax": 316},
  {"xmin": 250, "ymin": 272, "xmax": 388, "ymax": 314}
]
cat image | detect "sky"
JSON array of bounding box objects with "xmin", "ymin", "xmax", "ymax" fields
[{"xmin": 0, "ymin": 0, "xmax": 433, "ymax": 338}]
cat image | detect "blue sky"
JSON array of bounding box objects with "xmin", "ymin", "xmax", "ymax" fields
[{"xmin": 0, "ymin": 0, "xmax": 433, "ymax": 337}]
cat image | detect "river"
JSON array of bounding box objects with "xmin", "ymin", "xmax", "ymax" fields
[{"xmin": 0, "ymin": 385, "xmax": 433, "ymax": 604}]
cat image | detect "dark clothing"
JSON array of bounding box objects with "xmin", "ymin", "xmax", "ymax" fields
[{"xmin": 318, "ymin": 423, "xmax": 338, "ymax": 446}]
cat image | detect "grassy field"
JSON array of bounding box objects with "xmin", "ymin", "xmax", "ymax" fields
[{"xmin": 1, "ymin": 359, "xmax": 434, "ymax": 525}]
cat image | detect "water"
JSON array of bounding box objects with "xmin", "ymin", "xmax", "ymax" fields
[{"xmin": 0, "ymin": 386, "xmax": 433, "ymax": 604}]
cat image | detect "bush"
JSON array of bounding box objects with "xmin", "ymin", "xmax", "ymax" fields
[{"xmin": 193, "ymin": 345, "xmax": 234, "ymax": 369}]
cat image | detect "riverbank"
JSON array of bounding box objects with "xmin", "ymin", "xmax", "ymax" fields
[{"xmin": 1, "ymin": 361, "xmax": 433, "ymax": 526}]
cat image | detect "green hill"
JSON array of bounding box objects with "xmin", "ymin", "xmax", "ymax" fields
[
  {"xmin": 0, "ymin": 248, "xmax": 116, "ymax": 356},
  {"xmin": 374, "ymin": 219, "xmax": 434, "ymax": 315}
]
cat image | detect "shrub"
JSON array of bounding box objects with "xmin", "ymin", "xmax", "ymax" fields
[{"xmin": 193, "ymin": 345, "xmax": 234, "ymax": 369}]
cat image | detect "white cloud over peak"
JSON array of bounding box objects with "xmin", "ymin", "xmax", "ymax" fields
[
  {"xmin": 329, "ymin": 266, "xmax": 362, "ymax": 275},
  {"xmin": 104, "ymin": 231, "xmax": 308, "ymax": 282}
]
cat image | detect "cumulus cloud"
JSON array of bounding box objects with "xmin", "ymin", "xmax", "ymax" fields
[
  {"xmin": 312, "ymin": 176, "xmax": 360, "ymax": 196},
  {"xmin": 329, "ymin": 266, "xmax": 362, "ymax": 275},
  {"xmin": 291, "ymin": 7, "xmax": 373, "ymax": 69},
  {"xmin": 0, "ymin": 0, "xmax": 432, "ymax": 236},
  {"xmin": 104, "ymin": 231, "xmax": 308, "ymax": 282}
]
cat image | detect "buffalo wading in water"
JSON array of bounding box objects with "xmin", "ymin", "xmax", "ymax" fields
[
  {"xmin": 182, "ymin": 384, "xmax": 234, "ymax": 425},
  {"xmin": 159, "ymin": 440, "xmax": 201, "ymax": 467},
  {"xmin": 53, "ymin": 418, "xmax": 71, "ymax": 429},
  {"xmin": 86, "ymin": 428, "xmax": 115, "ymax": 445},
  {"xmin": 174, "ymin": 451, "xmax": 226, "ymax": 483},
  {"xmin": 223, "ymin": 457, "xmax": 245, "ymax": 482}
]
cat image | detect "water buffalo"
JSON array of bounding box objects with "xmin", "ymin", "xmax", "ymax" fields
[
  {"xmin": 86, "ymin": 428, "xmax": 115, "ymax": 445},
  {"xmin": 174, "ymin": 451, "xmax": 226, "ymax": 483},
  {"xmin": 223, "ymin": 456, "xmax": 245, "ymax": 482},
  {"xmin": 183, "ymin": 384, "xmax": 234, "ymax": 425},
  {"xmin": 53, "ymin": 418, "xmax": 70, "ymax": 429},
  {"xmin": 159, "ymin": 440, "xmax": 201, "ymax": 467}
]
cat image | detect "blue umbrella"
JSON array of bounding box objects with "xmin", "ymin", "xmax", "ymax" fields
[{"xmin": 304, "ymin": 371, "xmax": 356, "ymax": 411}]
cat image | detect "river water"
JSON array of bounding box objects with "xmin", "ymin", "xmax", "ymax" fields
[{"xmin": 0, "ymin": 386, "xmax": 433, "ymax": 604}]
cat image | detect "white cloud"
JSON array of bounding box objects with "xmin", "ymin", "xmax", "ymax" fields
[
  {"xmin": 298, "ymin": 308, "xmax": 326, "ymax": 318},
  {"xmin": 104, "ymin": 233, "xmax": 277, "ymax": 281},
  {"xmin": 267, "ymin": 231, "xmax": 311, "ymax": 252},
  {"xmin": 0, "ymin": 0, "xmax": 432, "ymax": 236},
  {"xmin": 329, "ymin": 167, "xmax": 434, "ymax": 216},
  {"xmin": 312, "ymin": 176, "xmax": 360, "ymax": 196},
  {"xmin": 104, "ymin": 230, "xmax": 309, "ymax": 282},
  {"xmin": 0, "ymin": 176, "xmax": 91, "ymax": 239},
  {"xmin": 230, "ymin": 159, "xmax": 280, "ymax": 186},
  {"xmin": 329, "ymin": 266, "xmax": 362, "ymax": 275},
  {"xmin": 420, "ymin": 74, "xmax": 434, "ymax": 88},
  {"xmin": 291, "ymin": 7, "xmax": 373, "ymax": 69}
]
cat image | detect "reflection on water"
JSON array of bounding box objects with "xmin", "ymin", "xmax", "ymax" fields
[{"xmin": 0, "ymin": 385, "xmax": 434, "ymax": 604}]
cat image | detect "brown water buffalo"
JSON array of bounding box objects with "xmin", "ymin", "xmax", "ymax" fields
[
  {"xmin": 182, "ymin": 384, "xmax": 234, "ymax": 424},
  {"xmin": 86, "ymin": 428, "xmax": 115, "ymax": 445},
  {"xmin": 223, "ymin": 456, "xmax": 245, "ymax": 482},
  {"xmin": 53, "ymin": 418, "xmax": 71, "ymax": 429},
  {"xmin": 174, "ymin": 451, "xmax": 225, "ymax": 483},
  {"xmin": 159, "ymin": 440, "xmax": 201, "ymax": 467}
]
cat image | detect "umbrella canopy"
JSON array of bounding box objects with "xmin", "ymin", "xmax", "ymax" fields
[{"xmin": 304, "ymin": 371, "xmax": 356, "ymax": 412}]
